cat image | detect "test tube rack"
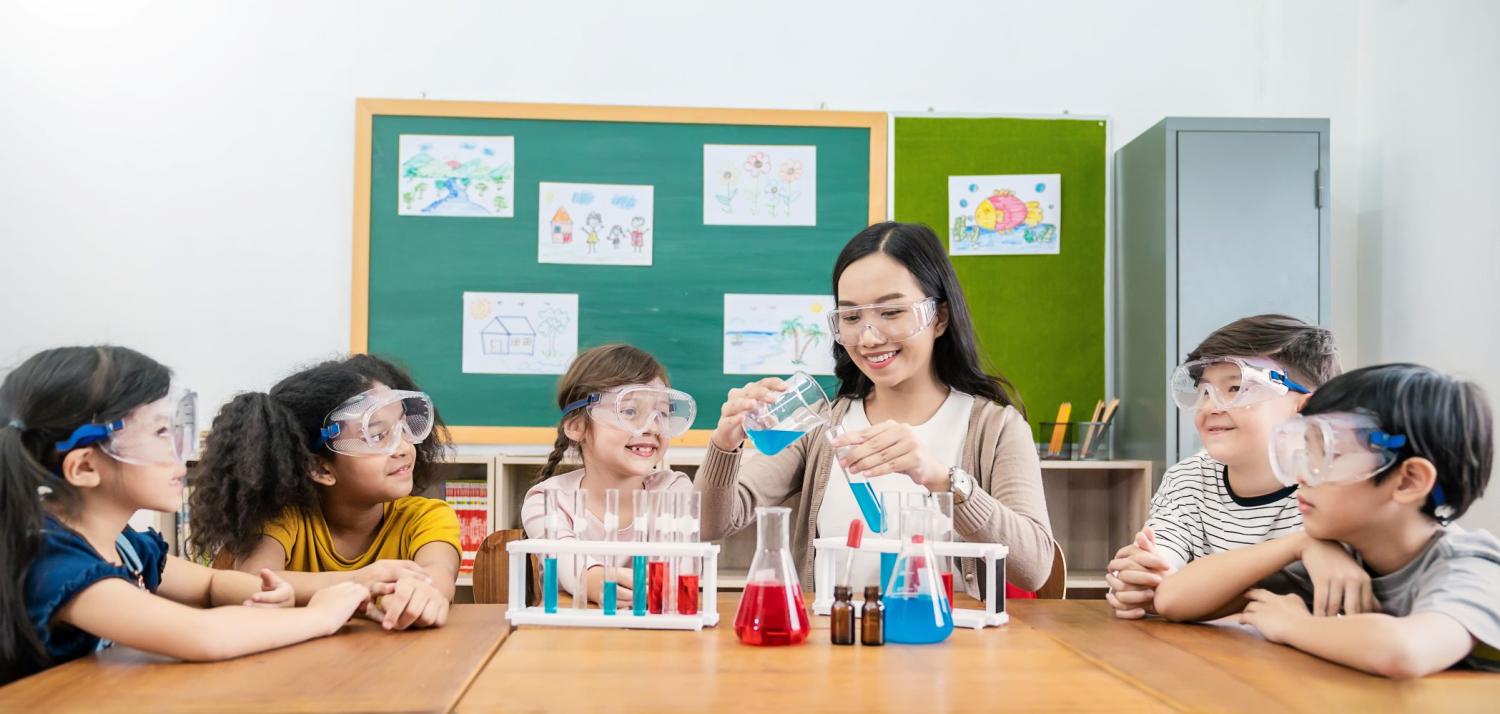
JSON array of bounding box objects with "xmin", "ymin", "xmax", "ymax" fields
[
  {"xmin": 505, "ymin": 539, "xmax": 721, "ymax": 631},
  {"xmin": 810, "ymin": 537, "xmax": 1010, "ymax": 629}
]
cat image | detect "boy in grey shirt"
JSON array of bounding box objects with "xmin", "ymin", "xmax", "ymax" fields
[{"xmin": 1153, "ymin": 364, "xmax": 1500, "ymax": 677}]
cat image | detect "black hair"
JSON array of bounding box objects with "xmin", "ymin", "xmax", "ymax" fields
[
  {"xmin": 830, "ymin": 221, "xmax": 1024, "ymax": 417},
  {"xmin": 1301, "ymin": 363, "xmax": 1492, "ymax": 522},
  {"xmin": 0, "ymin": 346, "xmax": 172, "ymax": 683},
  {"xmin": 1186, "ymin": 314, "xmax": 1342, "ymax": 388},
  {"xmin": 186, "ymin": 354, "xmax": 449, "ymax": 560}
]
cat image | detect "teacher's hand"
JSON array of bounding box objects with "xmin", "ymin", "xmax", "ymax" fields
[
  {"xmin": 710, "ymin": 377, "xmax": 788, "ymax": 451},
  {"xmin": 831, "ymin": 420, "xmax": 950, "ymax": 489}
]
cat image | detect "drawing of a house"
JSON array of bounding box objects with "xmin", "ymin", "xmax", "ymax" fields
[
  {"xmin": 481, "ymin": 316, "xmax": 537, "ymax": 356},
  {"xmin": 550, "ymin": 207, "xmax": 574, "ymax": 244}
]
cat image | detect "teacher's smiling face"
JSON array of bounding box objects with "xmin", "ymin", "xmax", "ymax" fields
[{"xmin": 835, "ymin": 252, "xmax": 948, "ymax": 390}]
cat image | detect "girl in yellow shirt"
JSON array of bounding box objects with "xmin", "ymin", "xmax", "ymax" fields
[{"xmin": 188, "ymin": 355, "xmax": 460, "ymax": 630}]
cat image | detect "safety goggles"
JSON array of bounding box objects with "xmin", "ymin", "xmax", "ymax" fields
[
  {"xmin": 563, "ymin": 385, "xmax": 696, "ymax": 439},
  {"xmin": 314, "ymin": 388, "xmax": 434, "ymax": 457},
  {"xmin": 1269, "ymin": 412, "xmax": 1408, "ymax": 487},
  {"xmin": 55, "ymin": 387, "xmax": 199, "ymax": 466},
  {"xmin": 1170, "ymin": 356, "xmax": 1310, "ymax": 411},
  {"xmin": 826, "ymin": 297, "xmax": 939, "ymax": 347}
]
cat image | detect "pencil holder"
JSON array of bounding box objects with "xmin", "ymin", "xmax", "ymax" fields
[
  {"xmin": 1074, "ymin": 420, "xmax": 1115, "ymax": 461},
  {"xmin": 1037, "ymin": 422, "xmax": 1076, "ymax": 460}
]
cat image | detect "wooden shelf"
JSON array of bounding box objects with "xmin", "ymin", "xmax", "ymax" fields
[{"xmin": 1040, "ymin": 459, "xmax": 1154, "ymax": 471}]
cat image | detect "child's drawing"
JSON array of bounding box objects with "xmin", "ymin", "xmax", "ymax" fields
[
  {"xmin": 703, "ymin": 145, "xmax": 817, "ymax": 227},
  {"xmin": 946, "ymin": 174, "xmax": 1061, "ymax": 256},
  {"xmin": 398, "ymin": 135, "xmax": 514, "ymax": 217},
  {"xmin": 538, "ymin": 182, "xmax": 654, "ymax": 266},
  {"xmin": 723, "ymin": 294, "xmax": 835, "ymax": 376},
  {"xmin": 462, "ymin": 292, "xmax": 578, "ymax": 375}
]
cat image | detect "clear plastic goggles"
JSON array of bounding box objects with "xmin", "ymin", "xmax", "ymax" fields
[
  {"xmin": 314, "ymin": 388, "xmax": 434, "ymax": 456},
  {"xmin": 55, "ymin": 387, "xmax": 199, "ymax": 466},
  {"xmin": 1170, "ymin": 356, "xmax": 1310, "ymax": 411},
  {"xmin": 826, "ymin": 297, "xmax": 939, "ymax": 347},
  {"xmin": 563, "ymin": 385, "xmax": 696, "ymax": 439},
  {"xmin": 1269, "ymin": 412, "xmax": 1407, "ymax": 487}
]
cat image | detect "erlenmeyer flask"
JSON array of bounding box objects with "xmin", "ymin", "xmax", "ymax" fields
[
  {"xmin": 882, "ymin": 507, "xmax": 954, "ymax": 644},
  {"xmin": 734, "ymin": 507, "xmax": 810, "ymax": 646}
]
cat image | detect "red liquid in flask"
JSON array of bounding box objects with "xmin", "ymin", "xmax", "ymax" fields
[
  {"xmin": 676, "ymin": 574, "xmax": 700, "ymax": 615},
  {"xmin": 647, "ymin": 561, "xmax": 667, "ymax": 614},
  {"xmin": 734, "ymin": 582, "xmax": 810, "ymax": 646}
]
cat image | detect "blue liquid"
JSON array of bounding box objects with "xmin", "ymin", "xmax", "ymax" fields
[
  {"xmin": 848, "ymin": 481, "xmax": 884, "ymax": 532},
  {"xmin": 880, "ymin": 552, "xmax": 896, "ymax": 591},
  {"xmin": 883, "ymin": 594, "xmax": 955, "ymax": 644},
  {"xmin": 632, "ymin": 555, "xmax": 647, "ymax": 616},
  {"xmin": 603, "ymin": 581, "xmax": 618, "ymax": 615},
  {"xmin": 746, "ymin": 428, "xmax": 806, "ymax": 455},
  {"xmin": 542, "ymin": 557, "xmax": 558, "ymax": 614}
]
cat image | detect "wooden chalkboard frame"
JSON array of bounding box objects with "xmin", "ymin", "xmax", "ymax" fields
[{"xmin": 351, "ymin": 99, "xmax": 887, "ymax": 444}]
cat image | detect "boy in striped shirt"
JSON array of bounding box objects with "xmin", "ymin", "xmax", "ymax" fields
[{"xmin": 1107, "ymin": 314, "xmax": 1361, "ymax": 619}]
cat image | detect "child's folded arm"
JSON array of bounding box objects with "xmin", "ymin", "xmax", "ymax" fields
[
  {"xmin": 1155, "ymin": 532, "xmax": 1310, "ymax": 622},
  {"xmin": 1255, "ymin": 604, "xmax": 1475, "ymax": 679}
]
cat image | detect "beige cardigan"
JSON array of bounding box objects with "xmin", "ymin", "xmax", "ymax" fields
[{"xmin": 696, "ymin": 397, "xmax": 1056, "ymax": 595}]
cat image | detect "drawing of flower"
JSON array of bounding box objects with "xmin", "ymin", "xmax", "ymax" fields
[
  {"xmin": 743, "ymin": 152, "xmax": 771, "ymax": 177},
  {"xmin": 715, "ymin": 165, "xmax": 739, "ymax": 213},
  {"xmin": 778, "ymin": 160, "xmax": 804, "ymax": 184},
  {"xmin": 764, "ymin": 181, "xmax": 783, "ymax": 216},
  {"xmin": 720, "ymin": 165, "xmax": 739, "ymax": 187}
]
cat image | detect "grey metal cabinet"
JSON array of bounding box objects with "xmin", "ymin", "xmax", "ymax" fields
[{"xmin": 1115, "ymin": 118, "xmax": 1330, "ymax": 474}]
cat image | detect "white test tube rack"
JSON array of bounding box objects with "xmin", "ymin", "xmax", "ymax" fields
[
  {"xmin": 505, "ymin": 539, "xmax": 721, "ymax": 631},
  {"xmin": 810, "ymin": 536, "xmax": 1010, "ymax": 629}
]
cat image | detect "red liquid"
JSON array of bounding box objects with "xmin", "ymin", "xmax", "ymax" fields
[
  {"xmin": 676, "ymin": 574, "xmax": 700, "ymax": 615},
  {"xmin": 647, "ymin": 561, "xmax": 667, "ymax": 614},
  {"xmin": 942, "ymin": 571, "xmax": 954, "ymax": 605},
  {"xmin": 734, "ymin": 582, "xmax": 810, "ymax": 646}
]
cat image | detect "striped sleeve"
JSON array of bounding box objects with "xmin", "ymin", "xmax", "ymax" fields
[{"xmin": 1144, "ymin": 460, "xmax": 1204, "ymax": 571}]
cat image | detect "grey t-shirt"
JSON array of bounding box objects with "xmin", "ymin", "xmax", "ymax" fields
[{"xmin": 1276, "ymin": 525, "xmax": 1500, "ymax": 672}]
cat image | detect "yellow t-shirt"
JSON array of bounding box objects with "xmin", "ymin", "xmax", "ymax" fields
[{"xmin": 262, "ymin": 496, "xmax": 461, "ymax": 572}]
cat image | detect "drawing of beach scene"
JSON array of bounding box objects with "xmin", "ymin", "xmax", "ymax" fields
[{"xmin": 723, "ymin": 294, "xmax": 835, "ymax": 375}]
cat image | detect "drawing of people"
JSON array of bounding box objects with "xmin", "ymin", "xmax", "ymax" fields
[
  {"xmin": 608, "ymin": 225, "xmax": 625, "ymax": 250},
  {"xmin": 630, "ymin": 216, "xmax": 649, "ymax": 253},
  {"xmin": 583, "ymin": 211, "xmax": 603, "ymax": 254}
]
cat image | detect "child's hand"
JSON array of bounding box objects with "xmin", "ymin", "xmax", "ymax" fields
[
  {"xmin": 1105, "ymin": 527, "xmax": 1175, "ymax": 619},
  {"xmin": 243, "ymin": 569, "xmax": 295, "ymax": 609},
  {"xmin": 306, "ymin": 581, "xmax": 371, "ymax": 634},
  {"xmin": 353, "ymin": 559, "xmax": 432, "ymax": 591},
  {"xmin": 368, "ymin": 575, "xmax": 449, "ymax": 631},
  {"xmin": 1300, "ymin": 538, "xmax": 1378, "ymax": 616},
  {"xmin": 1239, "ymin": 588, "xmax": 1310, "ymax": 644},
  {"xmin": 710, "ymin": 377, "xmax": 787, "ymax": 451}
]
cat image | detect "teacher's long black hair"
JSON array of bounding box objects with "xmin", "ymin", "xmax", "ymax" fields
[{"xmin": 830, "ymin": 221, "xmax": 1025, "ymax": 418}]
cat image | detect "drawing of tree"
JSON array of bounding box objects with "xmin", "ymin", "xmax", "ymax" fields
[
  {"xmin": 535, "ymin": 306, "xmax": 570, "ymax": 358},
  {"xmin": 402, "ymin": 192, "xmax": 414, "ymax": 210},
  {"xmin": 475, "ymin": 181, "xmax": 489, "ymax": 197},
  {"xmin": 492, "ymin": 195, "xmax": 508, "ymax": 214},
  {"xmin": 797, "ymin": 322, "xmax": 826, "ymax": 364},
  {"xmin": 415, "ymin": 182, "xmax": 430, "ymax": 201},
  {"xmin": 780, "ymin": 316, "xmax": 812, "ymax": 365}
]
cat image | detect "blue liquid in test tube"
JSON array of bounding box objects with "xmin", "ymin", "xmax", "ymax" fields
[{"xmin": 543, "ymin": 557, "xmax": 559, "ymax": 613}]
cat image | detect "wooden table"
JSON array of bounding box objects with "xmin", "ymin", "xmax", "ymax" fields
[
  {"xmin": 0, "ymin": 604, "xmax": 510, "ymax": 713},
  {"xmin": 457, "ymin": 596, "xmax": 1498, "ymax": 713}
]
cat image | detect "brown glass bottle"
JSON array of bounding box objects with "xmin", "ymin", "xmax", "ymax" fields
[
  {"xmin": 860, "ymin": 585, "xmax": 885, "ymax": 646},
  {"xmin": 831, "ymin": 586, "xmax": 856, "ymax": 645}
]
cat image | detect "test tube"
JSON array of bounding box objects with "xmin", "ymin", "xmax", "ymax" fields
[
  {"xmin": 648, "ymin": 491, "xmax": 677, "ymax": 614},
  {"xmin": 602, "ymin": 489, "xmax": 620, "ymax": 616},
  {"xmin": 543, "ymin": 489, "xmax": 561, "ymax": 614},
  {"xmin": 879, "ymin": 491, "xmax": 903, "ymax": 591},
  {"xmin": 632, "ymin": 489, "xmax": 650, "ymax": 616},
  {"xmin": 928, "ymin": 492, "xmax": 956, "ymax": 605},
  {"xmin": 573, "ymin": 488, "xmax": 589, "ymax": 611},
  {"xmin": 676, "ymin": 491, "xmax": 702, "ymax": 615}
]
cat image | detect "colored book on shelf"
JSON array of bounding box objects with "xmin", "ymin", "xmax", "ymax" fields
[{"xmin": 444, "ymin": 481, "xmax": 490, "ymax": 575}]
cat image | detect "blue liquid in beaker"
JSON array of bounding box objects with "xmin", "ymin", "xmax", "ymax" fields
[
  {"xmin": 883, "ymin": 593, "xmax": 955, "ymax": 644},
  {"xmin": 746, "ymin": 428, "xmax": 806, "ymax": 455}
]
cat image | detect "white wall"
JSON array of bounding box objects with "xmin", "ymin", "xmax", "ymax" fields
[
  {"xmin": 1355, "ymin": 0, "xmax": 1500, "ymax": 532},
  {"xmin": 0, "ymin": 1, "xmax": 1493, "ymax": 528}
]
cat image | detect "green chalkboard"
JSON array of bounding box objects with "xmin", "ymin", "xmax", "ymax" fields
[
  {"xmin": 354, "ymin": 101, "xmax": 885, "ymax": 442},
  {"xmin": 893, "ymin": 116, "xmax": 1107, "ymax": 438}
]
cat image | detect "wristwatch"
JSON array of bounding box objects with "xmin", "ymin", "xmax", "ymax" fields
[{"xmin": 949, "ymin": 466, "xmax": 976, "ymax": 504}]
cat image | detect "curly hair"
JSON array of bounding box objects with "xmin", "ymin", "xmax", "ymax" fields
[{"xmin": 186, "ymin": 354, "xmax": 449, "ymax": 560}]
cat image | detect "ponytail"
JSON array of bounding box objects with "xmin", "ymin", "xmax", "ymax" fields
[
  {"xmin": 187, "ymin": 392, "xmax": 319, "ymax": 560},
  {"xmin": 539, "ymin": 425, "xmax": 574, "ymax": 481}
]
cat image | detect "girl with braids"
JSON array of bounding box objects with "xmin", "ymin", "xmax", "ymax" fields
[
  {"xmin": 0, "ymin": 346, "xmax": 370, "ymax": 684},
  {"xmin": 519, "ymin": 344, "xmax": 695, "ymax": 605},
  {"xmin": 188, "ymin": 354, "xmax": 460, "ymax": 631}
]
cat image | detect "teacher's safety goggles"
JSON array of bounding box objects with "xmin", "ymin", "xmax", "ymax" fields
[
  {"xmin": 564, "ymin": 385, "xmax": 696, "ymax": 439},
  {"xmin": 826, "ymin": 297, "xmax": 940, "ymax": 346},
  {"xmin": 313, "ymin": 388, "xmax": 434, "ymax": 456},
  {"xmin": 55, "ymin": 387, "xmax": 199, "ymax": 466},
  {"xmin": 1170, "ymin": 356, "xmax": 1310, "ymax": 411}
]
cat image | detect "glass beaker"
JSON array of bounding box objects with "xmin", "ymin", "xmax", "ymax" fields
[
  {"xmin": 734, "ymin": 507, "xmax": 810, "ymax": 646},
  {"xmin": 742, "ymin": 371, "xmax": 830, "ymax": 455},
  {"xmin": 901, "ymin": 491, "xmax": 956, "ymax": 605},
  {"xmin": 882, "ymin": 507, "xmax": 954, "ymax": 644}
]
